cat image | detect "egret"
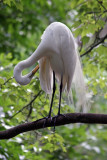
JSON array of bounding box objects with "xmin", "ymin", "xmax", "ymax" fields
[{"xmin": 14, "ymin": 22, "xmax": 87, "ymax": 120}]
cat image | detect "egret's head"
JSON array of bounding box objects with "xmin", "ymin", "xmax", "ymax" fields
[{"xmin": 14, "ymin": 61, "xmax": 39, "ymax": 85}]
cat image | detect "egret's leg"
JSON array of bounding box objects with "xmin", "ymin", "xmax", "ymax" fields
[
  {"xmin": 52, "ymin": 75, "xmax": 63, "ymax": 131},
  {"xmin": 43, "ymin": 71, "xmax": 56, "ymax": 128},
  {"xmin": 48, "ymin": 71, "xmax": 56, "ymax": 118},
  {"xmin": 53, "ymin": 76, "xmax": 66, "ymax": 131},
  {"xmin": 58, "ymin": 75, "xmax": 63, "ymax": 115}
]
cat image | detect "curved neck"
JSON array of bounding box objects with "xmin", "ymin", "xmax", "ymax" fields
[{"xmin": 14, "ymin": 42, "xmax": 45, "ymax": 85}]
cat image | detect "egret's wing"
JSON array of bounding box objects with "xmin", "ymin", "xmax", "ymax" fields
[
  {"xmin": 61, "ymin": 29, "xmax": 87, "ymax": 112},
  {"xmin": 60, "ymin": 29, "xmax": 77, "ymax": 92}
]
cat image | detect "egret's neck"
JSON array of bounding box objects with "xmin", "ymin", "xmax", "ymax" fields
[{"xmin": 14, "ymin": 42, "xmax": 45, "ymax": 85}]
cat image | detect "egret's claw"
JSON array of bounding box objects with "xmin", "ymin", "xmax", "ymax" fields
[
  {"xmin": 52, "ymin": 114, "xmax": 66, "ymax": 131},
  {"xmin": 43, "ymin": 116, "xmax": 52, "ymax": 128}
]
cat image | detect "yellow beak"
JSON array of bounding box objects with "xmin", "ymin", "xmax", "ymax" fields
[{"xmin": 29, "ymin": 64, "xmax": 39, "ymax": 78}]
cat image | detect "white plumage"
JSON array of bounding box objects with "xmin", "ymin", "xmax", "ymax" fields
[{"xmin": 14, "ymin": 22, "xmax": 86, "ymax": 111}]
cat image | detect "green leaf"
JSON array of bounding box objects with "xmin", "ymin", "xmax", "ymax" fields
[
  {"xmin": 0, "ymin": 78, "xmax": 4, "ymax": 84},
  {"xmin": 4, "ymin": 0, "xmax": 11, "ymax": 6},
  {"xmin": 16, "ymin": 2, "xmax": 23, "ymax": 11}
]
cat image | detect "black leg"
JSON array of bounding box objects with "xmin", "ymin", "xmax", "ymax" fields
[
  {"xmin": 53, "ymin": 75, "xmax": 63, "ymax": 131},
  {"xmin": 58, "ymin": 75, "xmax": 63, "ymax": 115},
  {"xmin": 43, "ymin": 71, "xmax": 56, "ymax": 128},
  {"xmin": 48, "ymin": 71, "xmax": 56, "ymax": 118}
]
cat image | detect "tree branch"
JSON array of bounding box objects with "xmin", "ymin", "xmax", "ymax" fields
[
  {"xmin": 80, "ymin": 34, "xmax": 107, "ymax": 57},
  {"xmin": 97, "ymin": 0, "xmax": 107, "ymax": 11},
  {"xmin": 85, "ymin": 9, "xmax": 107, "ymax": 15},
  {"xmin": 0, "ymin": 77, "xmax": 14, "ymax": 89},
  {"xmin": 1, "ymin": 113, "xmax": 107, "ymax": 139},
  {"xmin": 9, "ymin": 90, "xmax": 42, "ymax": 119}
]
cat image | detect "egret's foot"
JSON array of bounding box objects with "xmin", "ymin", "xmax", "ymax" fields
[
  {"xmin": 43, "ymin": 116, "xmax": 52, "ymax": 128},
  {"xmin": 52, "ymin": 114, "xmax": 66, "ymax": 131}
]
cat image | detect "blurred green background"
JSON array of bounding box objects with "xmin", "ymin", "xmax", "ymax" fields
[{"xmin": 0, "ymin": 0, "xmax": 107, "ymax": 159}]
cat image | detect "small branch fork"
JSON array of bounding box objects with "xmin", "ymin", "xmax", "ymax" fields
[
  {"xmin": 0, "ymin": 113, "xmax": 107, "ymax": 139},
  {"xmin": 80, "ymin": 34, "xmax": 107, "ymax": 57}
]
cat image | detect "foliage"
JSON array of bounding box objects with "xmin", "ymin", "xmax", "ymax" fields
[{"xmin": 0, "ymin": 0, "xmax": 107, "ymax": 159}]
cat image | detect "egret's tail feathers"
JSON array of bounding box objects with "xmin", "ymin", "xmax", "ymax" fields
[{"xmin": 72, "ymin": 54, "xmax": 88, "ymax": 112}]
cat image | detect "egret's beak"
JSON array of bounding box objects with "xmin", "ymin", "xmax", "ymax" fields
[{"xmin": 29, "ymin": 64, "xmax": 39, "ymax": 78}]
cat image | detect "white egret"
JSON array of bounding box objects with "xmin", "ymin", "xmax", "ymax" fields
[{"xmin": 14, "ymin": 22, "xmax": 87, "ymax": 119}]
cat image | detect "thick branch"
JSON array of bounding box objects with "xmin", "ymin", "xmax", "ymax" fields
[
  {"xmin": 80, "ymin": 34, "xmax": 107, "ymax": 57},
  {"xmin": 0, "ymin": 113, "xmax": 107, "ymax": 139}
]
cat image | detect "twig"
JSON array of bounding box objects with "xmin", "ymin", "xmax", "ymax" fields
[
  {"xmin": 3, "ymin": 77, "xmax": 14, "ymax": 85},
  {"xmin": 97, "ymin": 0, "xmax": 107, "ymax": 11},
  {"xmin": 80, "ymin": 34, "xmax": 107, "ymax": 57},
  {"xmin": 1, "ymin": 113, "xmax": 107, "ymax": 139},
  {"xmin": 85, "ymin": 9, "xmax": 107, "ymax": 15},
  {"xmin": 9, "ymin": 90, "xmax": 42, "ymax": 119},
  {"xmin": 0, "ymin": 77, "xmax": 14, "ymax": 89},
  {"xmin": 26, "ymin": 104, "xmax": 33, "ymax": 121}
]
